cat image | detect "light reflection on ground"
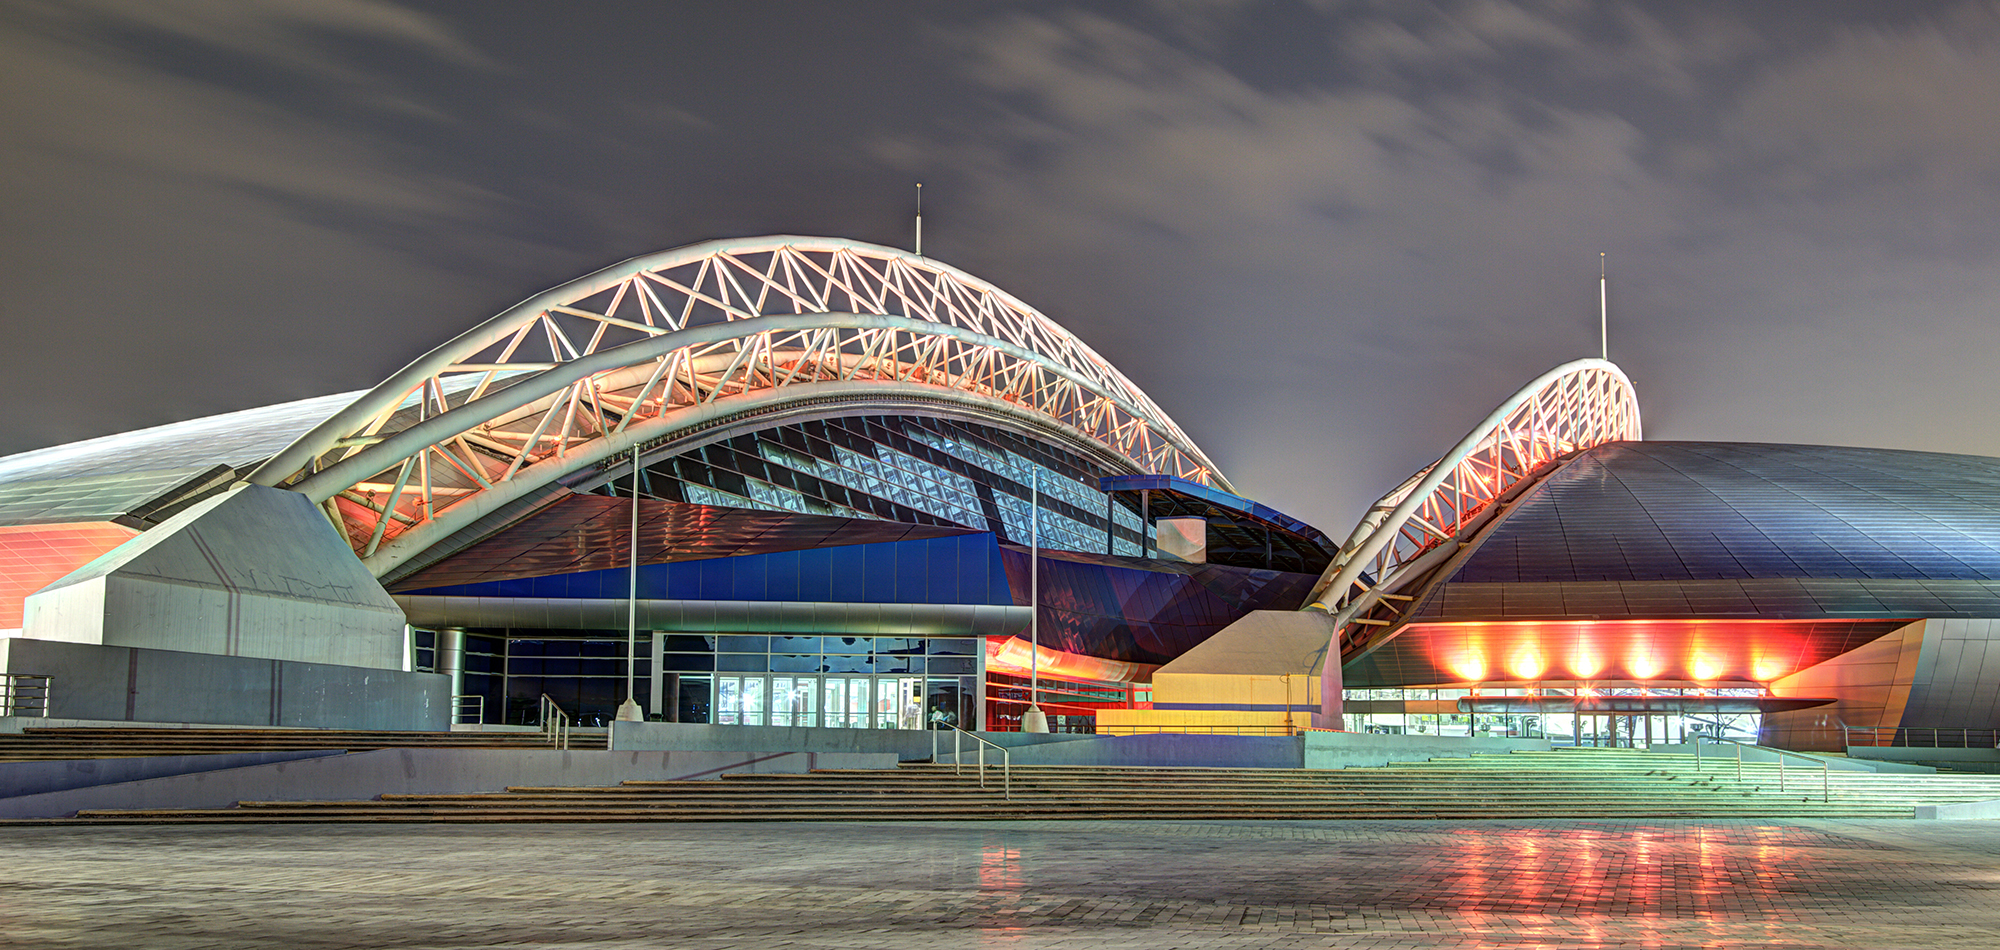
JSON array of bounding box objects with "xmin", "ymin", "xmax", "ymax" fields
[{"xmin": 4, "ymin": 819, "xmax": 1998, "ymax": 948}]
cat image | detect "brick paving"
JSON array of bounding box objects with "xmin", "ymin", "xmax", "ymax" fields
[{"xmin": 3, "ymin": 819, "xmax": 2000, "ymax": 948}]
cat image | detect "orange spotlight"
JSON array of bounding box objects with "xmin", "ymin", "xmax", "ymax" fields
[
  {"xmin": 1627, "ymin": 652, "xmax": 1662, "ymax": 680},
  {"xmin": 1751, "ymin": 656, "xmax": 1789, "ymax": 682},
  {"xmin": 1688, "ymin": 655, "xmax": 1722, "ymax": 681},
  {"xmin": 1450, "ymin": 653, "xmax": 1488, "ymax": 682},
  {"xmin": 1506, "ymin": 645, "xmax": 1546, "ymax": 680},
  {"xmin": 1568, "ymin": 646, "xmax": 1604, "ymax": 678}
]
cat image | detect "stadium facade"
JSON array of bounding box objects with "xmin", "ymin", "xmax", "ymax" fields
[{"xmin": 2, "ymin": 235, "xmax": 1998, "ymax": 752}]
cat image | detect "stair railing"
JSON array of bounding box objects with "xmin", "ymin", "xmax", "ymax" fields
[
  {"xmin": 1694, "ymin": 735, "xmax": 1828, "ymax": 803},
  {"xmin": 929, "ymin": 722, "xmax": 1011, "ymax": 800},
  {"xmin": 1840, "ymin": 723, "xmax": 2000, "ymax": 749},
  {"xmin": 0, "ymin": 673, "xmax": 52, "ymax": 717},
  {"xmin": 538, "ymin": 694, "xmax": 571, "ymax": 751},
  {"xmin": 450, "ymin": 694, "xmax": 484, "ymax": 726}
]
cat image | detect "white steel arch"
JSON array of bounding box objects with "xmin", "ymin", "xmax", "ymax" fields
[
  {"xmin": 1305, "ymin": 359, "xmax": 1641, "ymax": 639},
  {"xmin": 249, "ymin": 237, "xmax": 1228, "ymax": 573}
]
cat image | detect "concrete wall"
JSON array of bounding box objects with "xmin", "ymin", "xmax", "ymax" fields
[
  {"xmin": 0, "ymin": 638, "xmax": 450, "ymax": 730},
  {"xmin": 1301, "ymin": 730, "xmax": 1550, "ymax": 770},
  {"xmin": 609, "ymin": 721, "xmax": 1093, "ymax": 761},
  {"xmin": 0, "ymin": 750, "xmax": 340, "ymax": 798},
  {"xmin": 989, "ymin": 733, "xmax": 1305, "ymax": 768},
  {"xmin": 0, "ymin": 747, "xmax": 899, "ymax": 819},
  {"xmin": 23, "ymin": 484, "xmax": 406, "ymax": 669}
]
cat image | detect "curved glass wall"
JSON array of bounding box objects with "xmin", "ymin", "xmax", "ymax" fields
[{"xmin": 599, "ymin": 415, "xmax": 1152, "ymax": 557}]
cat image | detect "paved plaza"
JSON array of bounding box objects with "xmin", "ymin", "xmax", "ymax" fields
[{"xmin": 5, "ymin": 819, "xmax": 2000, "ymax": 948}]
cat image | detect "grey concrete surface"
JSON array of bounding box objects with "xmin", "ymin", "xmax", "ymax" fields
[
  {"xmin": 8, "ymin": 818, "xmax": 2000, "ymax": 948},
  {"xmin": 0, "ymin": 750, "xmax": 339, "ymax": 799},
  {"xmin": 1302, "ymin": 730, "xmax": 1549, "ymax": 769},
  {"xmin": 0, "ymin": 748, "xmax": 897, "ymax": 819},
  {"xmin": 0, "ymin": 638, "xmax": 451, "ymax": 730}
]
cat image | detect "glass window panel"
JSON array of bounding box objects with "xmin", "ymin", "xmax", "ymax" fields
[
  {"xmin": 927, "ymin": 638, "xmax": 978, "ymax": 655},
  {"xmin": 661, "ymin": 653, "xmax": 716, "ymax": 672},
  {"xmin": 770, "ymin": 654, "xmax": 820, "ymax": 673},
  {"xmin": 824, "ymin": 636, "xmax": 869, "ymax": 654},
  {"xmin": 929, "ymin": 656, "xmax": 975, "ymax": 675},
  {"xmin": 662, "ymin": 635, "xmax": 717, "ymax": 653},
  {"xmin": 873, "ymin": 638, "xmax": 921, "ymax": 654},
  {"xmin": 770, "ymin": 636, "xmax": 821, "ymax": 653},
  {"xmin": 719, "ymin": 635, "xmax": 769, "ymax": 653},
  {"xmin": 507, "ymin": 657, "xmax": 543, "ymax": 676},
  {"xmin": 580, "ymin": 659, "xmax": 619, "ymax": 677},
  {"xmin": 717, "ymin": 654, "xmax": 768, "ymax": 672},
  {"xmin": 825, "ymin": 654, "xmax": 872, "ymax": 674}
]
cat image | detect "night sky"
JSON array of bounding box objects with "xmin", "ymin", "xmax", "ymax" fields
[{"xmin": 5, "ymin": 1, "xmax": 2000, "ymax": 532}]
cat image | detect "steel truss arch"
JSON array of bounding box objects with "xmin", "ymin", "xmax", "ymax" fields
[
  {"xmin": 249, "ymin": 237, "xmax": 1227, "ymax": 571},
  {"xmin": 1305, "ymin": 359, "xmax": 1641, "ymax": 644}
]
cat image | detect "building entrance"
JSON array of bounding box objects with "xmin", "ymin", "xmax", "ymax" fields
[{"xmin": 714, "ymin": 674, "xmax": 924, "ymax": 729}]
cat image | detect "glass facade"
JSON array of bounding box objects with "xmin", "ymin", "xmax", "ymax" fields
[
  {"xmin": 429, "ymin": 630, "xmax": 652, "ymax": 727},
  {"xmin": 1342, "ymin": 685, "xmax": 1768, "ymax": 746},
  {"xmin": 660, "ymin": 633, "xmax": 981, "ymax": 729},
  {"xmin": 601, "ymin": 414, "xmax": 1154, "ymax": 557}
]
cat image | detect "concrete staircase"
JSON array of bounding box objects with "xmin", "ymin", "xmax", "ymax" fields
[
  {"xmin": 55, "ymin": 746, "xmax": 2000, "ymax": 823},
  {"xmin": 0, "ymin": 726, "xmax": 603, "ymax": 761}
]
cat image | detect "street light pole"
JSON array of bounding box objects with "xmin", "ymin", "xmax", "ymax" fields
[
  {"xmin": 615, "ymin": 443, "xmax": 645, "ymax": 723},
  {"xmin": 1022, "ymin": 469, "xmax": 1049, "ymax": 733}
]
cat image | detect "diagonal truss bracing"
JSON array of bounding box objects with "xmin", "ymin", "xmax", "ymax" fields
[
  {"xmin": 1305, "ymin": 359, "xmax": 1641, "ymax": 658},
  {"xmin": 248, "ymin": 237, "xmax": 1227, "ymax": 572}
]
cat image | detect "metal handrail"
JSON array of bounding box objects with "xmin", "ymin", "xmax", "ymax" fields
[
  {"xmin": 1692, "ymin": 735, "xmax": 1828, "ymax": 803},
  {"xmin": 929, "ymin": 722, "xmax": 1011, "ymax": 800},
  {"xmin": 450, "ymin": 694, "xmax": 484, "ymax": 725},
  {"xmin": 0, "ymin": 674, "xmax": 52, "ymax": 717},
  {"xmin": 538, "ymin": 694, "xmax": 571, "ymax": 751},
  {"xmin": 1840, "ymin": 723, "xmax": 2000, "ymax": 749}
]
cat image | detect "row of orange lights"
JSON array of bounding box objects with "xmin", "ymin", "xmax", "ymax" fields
[{"xmin": 1435, "ymin": 630, "xmax": 1803, "ymax": 685}]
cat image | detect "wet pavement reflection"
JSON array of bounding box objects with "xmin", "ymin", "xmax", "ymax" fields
[{"xmin": 4, "ymin": 819, "xmax": 1998, "ymax": 948}]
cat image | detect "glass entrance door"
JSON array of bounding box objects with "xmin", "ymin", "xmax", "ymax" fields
[
  {"xmin": 715, "ymin": 675, "xmax": 766, "ymax": 726},
  {"xmin": 770, "ymin": 676, "xmax": 818, "ymax": 727}
]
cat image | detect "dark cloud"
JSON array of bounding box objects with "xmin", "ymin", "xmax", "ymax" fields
[{"xmin": 4, "ymin": 0, "xmax": 2000, "ymax": 534}]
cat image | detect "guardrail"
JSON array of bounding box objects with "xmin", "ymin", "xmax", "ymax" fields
[
  {"xmin": 450, "ymin": 694, "xmax": 484, "ymax": 725},
  {"xmin": 1842, "ymin": 724, "xmax": 2000, "ymax": 749},
  {"xmin": 930, "ymin": 723, "xmax": 1011, "ymax": 800},
  {"xmin": 538, "ymin": 694, "xmax": 571, "ymax": 750},
  {"xmin": 1693, "ymin": 735, "xmax": 1829, "ymax": 802},
  {"xmin": 0, "ymin": 673, "xmax": 51, "ymax": 717}
]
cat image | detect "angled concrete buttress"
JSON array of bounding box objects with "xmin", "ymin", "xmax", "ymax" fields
[{"xmin": 21, "ymin": 484, "xmax": 406, "ymax": 669}]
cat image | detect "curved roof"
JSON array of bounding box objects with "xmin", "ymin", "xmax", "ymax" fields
[
  {"xmin": 243, "ymin": 236, "xmax": 1228, "ymax": 574},
  {"xmin": 1412, "ymin": 441, "xmax": 2000, "ymax": 622},
  {"xmin": 0, "ymin": 392, "xmax": 355, "ymax": 527}
]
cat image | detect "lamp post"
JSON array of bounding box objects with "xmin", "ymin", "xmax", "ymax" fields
[
  {"xmin": 1021, "ymin": 469, "xmax": 1049, "ymax": 733},
  {"xmin": 615, "ymin": 443, "xmax": 645, "ymax": 722}
]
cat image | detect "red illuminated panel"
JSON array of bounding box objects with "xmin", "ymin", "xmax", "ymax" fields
[
  {"xmin": 1348, "ymin": 617, "xmax": 1913, "ymax": 687},
  {"xmin": 985, "ymin": 636, "xmax": 1160, "ymax": 685},
  {"xmin": 0, "ymin": 522, "xmax": 139, "ymax": 630}
]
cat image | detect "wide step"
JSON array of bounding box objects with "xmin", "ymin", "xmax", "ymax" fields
[{"xmin": 46, "ymin": 746, "xmax": 2000, "ymax": 824}]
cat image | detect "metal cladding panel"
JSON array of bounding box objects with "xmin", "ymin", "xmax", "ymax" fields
[
  {"xmin": 997, "ymin": 547, "xmax": 1318, "ymax": 666},
  {"xmin": 1345, "ymin": 617, "xmax": 1914, "ymax": 687},
  {"xmin": 0, "ymin": 522, "xmax": 139, "ymax": 630},
  {"xmin": 0, "ymin": 392, "xmax": 356, "ymax": 527},
  {"xmin": 1414, "ymin": 442, "xmax": 2000, "ymax": 623},
  {"xmin": 398, "ymin": 532, "xmax": 1016, "ymax": 608},
  {"xmin": 387, "ymin": 495, "xmax": 979, "ymax": 592}
]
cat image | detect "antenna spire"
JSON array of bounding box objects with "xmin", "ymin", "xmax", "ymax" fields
[
  {"xmin": 1598, "ymin": 252, "xmax": 1608, "ymax": 361},
  {"xmin": 915, "ymin": 183, "xmax": 923, "ymax": 258}
]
